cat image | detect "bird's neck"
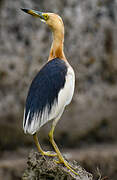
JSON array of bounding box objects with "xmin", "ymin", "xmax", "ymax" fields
[{"xmin": 48, "ymin": 30, "xmax": 67, "ymax": 61}]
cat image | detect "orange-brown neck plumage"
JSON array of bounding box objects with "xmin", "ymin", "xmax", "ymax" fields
[{"xmin": 47, "ymin": 15, "xmax": 67, "ymax": 61}]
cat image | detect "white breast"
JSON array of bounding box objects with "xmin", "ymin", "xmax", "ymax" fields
[
  {"xmin": 48, "ymin": 63, "xmax": 75, "ymax": 121},
  {"xmin": 58, "ymin": 63, "xmax": 75, "ymax": 107}
]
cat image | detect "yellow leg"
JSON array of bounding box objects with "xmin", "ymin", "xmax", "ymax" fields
[
  {"xmin": 48, "ymin": 126, "xmax": 80, "ymax": 176},
  {"xmin": 33, "ymin": 133, "xmax": 57, "ymax": 157}
]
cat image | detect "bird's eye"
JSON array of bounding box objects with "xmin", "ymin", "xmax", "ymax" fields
[{"xmin": 43, "ymin": 14, "xmax": 49, "ymax": 20}]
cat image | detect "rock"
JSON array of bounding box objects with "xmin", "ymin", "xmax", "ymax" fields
[
  {"xmin": 22, "ymin": 151, "xmax": 93, "ymax": 180},
  {"xmin": 0, "ymin": 0, "xmax": 117, "ymax": 149}
]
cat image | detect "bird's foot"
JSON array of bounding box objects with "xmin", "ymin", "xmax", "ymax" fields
[
  {"xmin": 55, "ymin": 159, "xmax": 80, "ymax": 176},
  {"xmin": 41, "ymin": 151, "xmax": 57, "ymax": 157},
  {"xmin": 55, "ymin": 159, "xmax": 75, "ymax": 169}
]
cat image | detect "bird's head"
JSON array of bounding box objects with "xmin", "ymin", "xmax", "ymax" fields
[{"xmin": 21, "ymin": 9, "xmax": 64, "ymax": 33}]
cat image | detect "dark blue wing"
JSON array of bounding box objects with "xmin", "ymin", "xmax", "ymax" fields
[{"xmin": 23, "ymin": 58, "xmax": 67, "ymax": 128}]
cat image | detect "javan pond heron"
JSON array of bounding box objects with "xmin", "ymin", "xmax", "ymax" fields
[{"xmin": 21, "ymin": 9, "xmax": 78, "ymax": 175}]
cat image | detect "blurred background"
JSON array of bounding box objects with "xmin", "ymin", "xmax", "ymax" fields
[{"xmin": 0, "ymin": 0, "xmax": 117, "ymax": 179}]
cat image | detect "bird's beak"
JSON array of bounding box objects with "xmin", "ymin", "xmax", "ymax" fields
[{"xmin": 21, "ymin": 8, "xmax": 45, "ymax": 21}]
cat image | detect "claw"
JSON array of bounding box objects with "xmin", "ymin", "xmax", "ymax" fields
[
  {"xmin": 54, "ymin": 160, "xmax": 61, "ymax": 164},
  {"xmin": 54, "ymin": 159, "xmax": 80, "ymax": 176},
  {"xmin": 42, "ymin": 151, "xmax": 57, "ymax": 157}
]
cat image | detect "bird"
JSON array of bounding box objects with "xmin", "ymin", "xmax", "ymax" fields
[{"xmin": 21, "ymin": 8, "xmax": 78, "ymax": 175}]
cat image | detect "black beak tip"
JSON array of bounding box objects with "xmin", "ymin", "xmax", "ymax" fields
[{"xmin": 21, "ymin": 8, "xmax": 29, "ymax": 13}]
